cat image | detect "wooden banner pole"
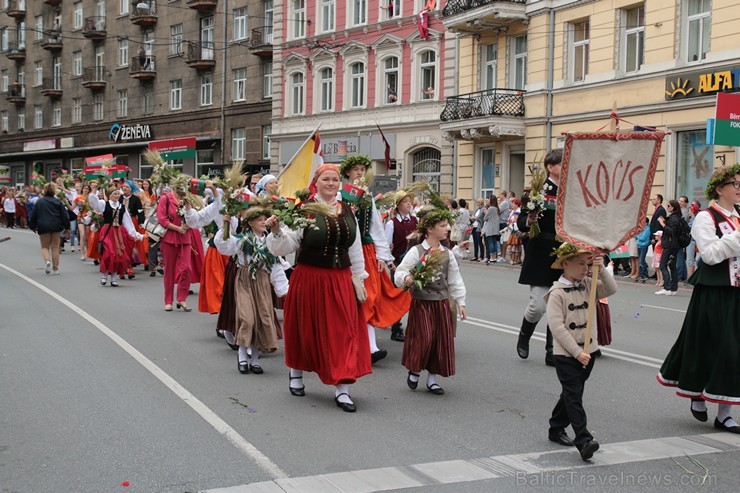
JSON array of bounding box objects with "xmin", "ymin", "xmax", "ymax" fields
[{"xmin": 582, "ymin": 262, "xmax": 600, "ymax": 361}]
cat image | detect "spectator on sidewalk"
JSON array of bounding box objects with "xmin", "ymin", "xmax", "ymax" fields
[{"xmin": 29, "ymin": 183, "xmax": 70, "ymax": 275}]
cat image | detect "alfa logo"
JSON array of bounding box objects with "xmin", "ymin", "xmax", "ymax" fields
[{"xmin": 665, "ymin": 77, "xmax": 694, "ymax": 98}]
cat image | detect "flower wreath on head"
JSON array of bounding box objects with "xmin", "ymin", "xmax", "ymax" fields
[
  {"xmin": 339, "ymin": 155, "xmax": 373, "ymax": 178},
  {"xmin": 705, "ymin": 163, "xmax": 740, "ymax": 200}
]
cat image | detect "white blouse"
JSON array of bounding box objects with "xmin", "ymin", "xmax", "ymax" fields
[
  {"xmin": 691, "ymin": 205, "xmax": 740, "ymax": 266},
  {"xmin": 88, "ymin": 192, "xmax": 141, "ymax": 239},
  {"xmin": 183, "ymin": 190, "xmax": 224, "ymax": 230},
  {"xmin": 214, "ymin": 230, "xmax": 289, "ymax": 297},
  {"xmin": 394, "ymin": 239, "xmax": 467, "ymax": 307}
]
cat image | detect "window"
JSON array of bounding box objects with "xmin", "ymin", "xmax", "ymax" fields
[
  {"xmin": 93, "ymin": 95, "xmax": 104, "ymax": 120},
  {"xmin": 265, "ymin": 0, "xmax": 274, "ymax": 44},
  {"xmin": 384, "ymin": 0, "xmax": 401, "ymax": 20},
  {"xmin": 201, "ymin": 73, "xmax": 213, "ymax": 106},
  {"xmin": 17, "ymin": 109, "xmax": 25, "ymax": 131},
  {"xmin": 170, "ymin": 24, "xmax": 183, "ymax": 55},
  {"xmin": 623, "ymin": 6, "xmax": 645, "ymax": 73},
  {"xmin": 52, "ymin": 102, "xmax": 61, "ymax": 127},
  {"xmin": 139, "ymin": 155, "xmax": 182, "ymax": 180},
  {"xmin": 196, "ymin": 150, "xmax": 216, "ymax": 178},
  {"xmin": 319, "ymin": 67, "xmax": 334, "ymax": 111},
  {"xmin": 1, "ymin": 111, "xmax": 8, "ymax": 132},
  {"xmin": 143, "ymin": 89, "xmax": 154, "ymax": 115},
  {"xmin": 0, "ymin": 29, "xmax": 6, "ymax": 53},
  {"xmin": 352, "ymin": 0, "xmax": 367, "ymax": 26},
  {"xmin": 34, "ymin": 16, "xmax": 43, "ymax": 41},
  {"xmin": 73, "ymin": 51, "xmax": 82, "ymax": 76},
  {"xmin": 412, "ymin": 147, "xmax": 441, "ymax": 192},
  {"xmin": 74, "ymin": 2, "xmax": 83, "ymax": 29},
  {"xmin": 383, "ymin": 57, "xmax": 399, "ymax": 104},
  {"xmin": 687, "ymin": 0, "xmax": 711, "ymax": 63},
  {"xmin": 201, "ymin": 17, "xmax": 215, "ymax": 60},
  {"xmin": 321, "ymin": 0, "xmax": 335, "ymax": 32},
  {"xmin": 483, "ymin": 44, "xmax": 498, "ymax": 90},
  {"xmin": 1, "ymin": 69, "xmax": 7, "ymax": 93},
  {"xmin": 120, "ymin": 0, "xmax": 129, "ymax": 15},
  {"xmin": 290, "ymin": 72, "xmax": 305, "ymax": 115},
  {"xmin": 34, "ymin": 62, "xmax": 42, "ymax": 87},
  {"xmin": 170, "ymin": 80, "xmax": 182, "ymax": 110},
  {"xmin": 419, "ymin": 51, "xmax": 436, "ymax": 100},
  {"xmin": 34, "ymin": 104, "xmax": 43, "ymax": 129},
  {"xmin": 350, "ymin": 62, "xmax": 365, "ymax": 108},
  {"xmin": 263, "ymin": 61, "xmax": 273, "ymax": 98},
  {"xmin": 233, "ymin": 67, "xmax": 246, "ymax": 101},
  {"xmin": 676, "ymin": 129, "xmax": 713, "ymax": 204},
  {"xmin": 117, "ymin": 90, "xmax": 128, "ymax": 117},
  {"xmin": 511, "ymin": 35, "xmax": 527, "ymax": 89},
  {"xmin": 570, "ymin": 20, "xmax": 589, "ymax": 81},
  {"xmin": 262, "ymin": 125, "xmax": 271, "ymax": 159},
  {"xmin": 234, "ymin": 7, "xmax": 247, "ymax": 40},
  {"xmin": 118, "ymin": 39, "xmax": 128, "ymax": 66},
  {"xmin": 72, "ymin": 98, "xmax": 81, "ymax": 124},
  {"xmin": 292, "ymin": 0, "xmax": 305, "ymax": 39},
  {"xmin": 232, "ymin": 128, "xmax": 246, "ymax": 160},
  {"xmin": 18, "ymin": 21, "xmax": 26, "ymax": 49},
  {"xmin": 480, "ymin": 149, "xmax": 496, "ymax": 199}
]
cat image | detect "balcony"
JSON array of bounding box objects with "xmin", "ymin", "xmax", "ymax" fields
[
  {"xmin": 41, "ymin": 32, "xmax": 63, "ymax": 51},
  {"xmin": 130, "ymin": 55, "xmax": 156, "ymax": 80},
  {"xmin": 186, "ymin": 0, "xmax": 217, "ymax": 11},
  {"xmin": 82, "ymin": 66, "xmax": 106, "ymax": 89},
  {"xmin": 186, "ymin": 43, "xmax": 215, "ymax": 70},
  {"xmin": 4, "ymin": 0, "xmax": 26, "ymax": 20},
  {"xmin": 441, "ymin": 0, "xmax": 527, "ymax": 34},
  {"xmin": 3, "ymin": 42, "xmax": 26, "ymax": 62},
  {"xmin": 440, "ymin": 88, "xmax": 525, "ymax": 142},
  {"xmin": 44, "ymin": 0, "xmax": 63, "ymax": 5},
  {"xmin": 41, "ymin": 77, "xmax": 63, "ymax": 98},
  {"xmin": 82, "ymin": 17, "xmax": 107, "ymax": 39},
  {"xmin": 5, "ymin": 84, "xmax": 26, "ymax": 104},
  {"xmin": 131, "ymin": 2, "xmax": 157, "ymax": 27},
  {"xmin": 249, "ymin": 27, "xmax": 273, "ymax": 57}
]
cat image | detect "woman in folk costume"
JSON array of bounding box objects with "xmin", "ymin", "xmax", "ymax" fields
[
  {"xmin": 88, "ymin": 187, "xmax": 144, "ymax": 287},
  {"xmin": 266, "ymin": 164, "xmax": 371, "ymax": 413},
  {"xmin": 121, "ymin": 180, "xmax": 146, "ymax": 278},
  {"xmin": 340, "ymin": 156, "xmax": 411, "ymax": 363},
  {"xmin": 658, "ymin": 165, "xmax": 740, "ymax": 434},
  {"xmin": 216, "ymin": 206, "xmax": 289, "ymax": 374},
  {"xmin": 395, "ymin": 190, "xmax": 467, "ymax": 396},
  {"xmin": 255, "ymin": 174, "xmax": 279, "ymax": 198}
]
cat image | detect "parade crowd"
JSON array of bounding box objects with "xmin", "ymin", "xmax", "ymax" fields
[{"xmin": 1, "ymin": 153, "xmax": 738, "ymax": 463}]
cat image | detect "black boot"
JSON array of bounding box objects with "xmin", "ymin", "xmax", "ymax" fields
[
  {"xmin": 517, "ymin": 318, "xmax": 538, "ymax": 359},
  {"xmin": 545, "ymin": 327, "xmax": 555, "ymax": 367},
  {"xmin": 390, "ymin": 322, "xmax": 405, "ymax": 342}
]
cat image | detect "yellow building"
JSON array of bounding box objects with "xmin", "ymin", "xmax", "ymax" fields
[{"xmin": 442, "ymin": 0, "xmax": 739, "ymax": 206}]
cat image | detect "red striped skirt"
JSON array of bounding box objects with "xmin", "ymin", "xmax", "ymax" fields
[
  {"xmin": 216, "ymin": 257, "xmax": 238, "ymax": 334},
  {"xmin": 283, "ymin": 264, "xmax": 371, "ymax": 385},
  {"xmin": 402, "ymin": 299, "xmax": 456, "ymax": 377}
]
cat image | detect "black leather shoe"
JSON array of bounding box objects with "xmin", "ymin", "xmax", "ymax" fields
[
  {"xmin": 548, "ymin": 430, "xmax": 574, "ymax": 446},
  {"xmin": 592, "ymin": 349, "xmax": 602, "ymax": 358},
  {"xmin": 149, "ymin": 271, "xmax": 156, "ymax": 277},
  {"xmin": 407, "ymin": 372, "xmax": 420, "ymax": 390},
  {"xmin": 250, "ymin": 364, "xmax": 263, "ymax": 374},
  {"xmin": 227, "ymin": 342, "xmax": 239, "ymax": 351},
  {"xmin": 691, "ymin": 399, "xmax": 708, "ymax": 422},
  {"xmin": 238, "ymin": 361, "xmax": 250, "ymax": 374},
  {"xmin": 517, "ymin": 318, "xmax": 537, "ymax": 359},
  {"xmin": 545, "ymin": 351, "xmax": 556, "ymax": 367},
  {"xmin": 371, "ymin": 349, "xmax": 387, "ymax": 364},
  {"xmin": 391, "ymin": 328, "xmax": 405, "ymax": 342},
  {"xmin": 714, "ymin": 416, "xmax": 740, "ymax": 434},
  {"xmin": 427, "ymin": 383, "xmax": 445, "ymax": 395},
  {"xmin": 335, "ymin": 393, "xmax": 356, "ymax": 413},
  {"xmin": 289, "ymin": 374, "xmax": 305, "ymax": 396},
  {"xmin": 578, "ymin": 440, "xmax": 600, "ymax": 461},
  {"xmin": 216, "ymin": 329, "xmax": 225, "ymax": 339}
]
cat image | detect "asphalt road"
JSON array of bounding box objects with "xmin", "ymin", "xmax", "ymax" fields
[{"xmin": 1, "ymin": 228, "xmax": 737, "ymax": 493}]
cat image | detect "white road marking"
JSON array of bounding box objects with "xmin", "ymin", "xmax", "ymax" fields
[
  {"xmin": 463, "ymin": 316, "xmax": 663, "ymax": 369},
  {"xmin": 202, "ymin": 432, "xmax": 740, "ymax": 492},
  {"xmin": 640, "ymin": 304, "xmax": 688, "ymax": 314},
  {"xmin": 0, "ymin": 263, "xmax": 287, "ymax": 480}
]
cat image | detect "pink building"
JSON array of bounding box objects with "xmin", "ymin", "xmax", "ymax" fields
[{"xmin": 271, "ymin": 1, "xmax": 456, "ymax": 193}]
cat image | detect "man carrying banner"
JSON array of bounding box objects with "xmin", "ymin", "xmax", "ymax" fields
[{"xmin": 516, "ymin": 149, "xmax": 563, "ymax": 367}]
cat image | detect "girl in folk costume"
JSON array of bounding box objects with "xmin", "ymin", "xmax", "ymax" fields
[
  {"xmin": 215, "ymin": 206, "xmax": 289, "ymax": 374},
  {"xmin": 88, "ymin": 187, "xmax": 144, "ymax": 287},
  {"xmin": 74, "ymin": 184, "xmax": 91, "ymax": 261},
  {"xmin": 266, "ymin": 164, "xmax": 371, "ymax": 413},
  {"xmin": 121, "ymin": 180, "xmax": 146, "ymax": 278},
  {"xmin": 85, "ymin": 184, "xmax": 104, "ymax": 264},
  {"xmin": 395, "ymin": 195, "xmax": 467, "ymax": 396},
  {"xmin": 658, "ymin": 165, "xmax": 740, "ymax": 434},
  {"xmin": 340, "ymin": 156, "xmax": 411, "ymax": 363}
]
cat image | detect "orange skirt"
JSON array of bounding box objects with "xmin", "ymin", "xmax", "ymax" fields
[
  {"xmin": 198, "ymin": 246, "xmax": 229, "ymax": 314},
  {"xmin": 362, "ymin": 243, "xmax": 412, "ymax": 328},
  {"xmin": 131, "ymin": 217, "xmax": 148, "ymax": 263},
  {"xmin": 87, "ymin": 228, "xmax": 101, "ymax": 260}
]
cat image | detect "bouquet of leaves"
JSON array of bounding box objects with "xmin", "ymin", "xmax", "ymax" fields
[
  {"xmin": 31, "ymin": 172, "xmax": 46, "ymax": 188},
  {"xmin": 525, "ymin": 156, "xmax": 548, "ymax": 238},
  {"xmin": 56, "ymin": 189, "xmax": 69, "ymax": 205},
  {"xmin": 217, "ymin": 162, "xmax": 248, "ymax": 240},
  {"xmin": 146, "ymin": 149, "xmax": 180, "ymax": 192},
  {"xmin": 61, "ymin": 172, "xmax": 75, "ymax": 190},
  {"xmin": 405, "ymin": 248, "xmax": 445, "ymax": 292},
  {"xmin": 267, "ymin": 196, "xmax": 333, "ymax": 231},
  {"xmin": 352, "ymin": 174, "xmax": 374, "ymax": 209}
]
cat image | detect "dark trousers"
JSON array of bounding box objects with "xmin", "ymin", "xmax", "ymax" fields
[
  {"xmin": 472, "ymin": 229, "xmax": 484, "ymax": 260},
  {"xmin": 148, "ymin": 239, "xmax": 161, "ymax": 270},
  {"xmin": 549, "ymin": 355, "xmax": 595, "ymax": 449},
  {"xmin": 5, "ymin": 212, "xmax": 14, "ymax": 228},
  {"xmin": 660, "ymin": 247, "xmax": 679, "ymax": 292},
  {"xmin": 637, "ymin": 246, "xmax": 649, "ymax": 278},
  {"xmin": 676, "ymin": 247, "xmax": 687, "ymax": 281}
]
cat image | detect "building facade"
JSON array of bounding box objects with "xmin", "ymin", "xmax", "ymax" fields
[
  {"xmin": 270, "ymin": 0, "xmax": 456, "ymax": 194},
  {"xmin": 0, "ymin": 0, "xmax": 273, "ymax": 185},
  {"xmin": 444, "ymin": 0, "xmax": 740, "ymax": 206}
]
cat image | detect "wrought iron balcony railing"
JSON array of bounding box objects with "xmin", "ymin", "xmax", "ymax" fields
[
  {"xmin": 83, "ymin": 16, "xmax": 107, "ymax": 38},
  {"xmin": 442, "ymin": 0, "xmax": 526, "ymax": 18},
  {"xmin": 440, "ymin": 88, "xmax": 525, "ymax": 122},
  {"xmin": 251, "ymin": 26, "xmax": 274, "ymax": 48}
]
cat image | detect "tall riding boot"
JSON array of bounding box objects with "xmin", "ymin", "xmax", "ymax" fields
[
  {"xmin": 545, "ymin": 326, "xmax": 555, "ymax": 367},
  {"xmin": 517, "ymin": 318, "xmax": 538, "ymax": 359}
]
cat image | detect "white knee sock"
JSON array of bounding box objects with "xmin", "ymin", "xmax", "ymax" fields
[
  {"xmin": 426, "ymin": 373, "xmax": 438, "ymax": 388},
  {"xmin": 112, "ymin": 273, "xmax": 120, "ymax": 283},
  {"xmin": 368, "ymin": 325, "xmax": 379, "ymax": 353},
  {"xmin": 223, "ymin": 330, "xmax": 235, "ymax": 345},
  {"xmin": 691, "ymin": 399, "xmax": 707, "ymax": 413},
  {"xmin": 408, "ymin": 372, "xmax": 420, "ymax": 383},
  {"xmin": 335, "ymin": 383, "xmax": 352, "ymax": 403},
  {"xmin": 717, "ymin": 404, "xmax": 737, "ymax": 427},
  {"xmin": 237, "ymin": 346, "xmax": 248, "ymax": 363},
  {"xmin": 289, "ymin": 368, "xmax": 303, "ymax": 388},
  {"xmin": 249, "ymin": 345, "xmax": 260, "ymax": 366}
]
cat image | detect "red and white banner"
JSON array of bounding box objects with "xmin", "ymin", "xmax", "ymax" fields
[{"xmin": 557, "ymin": 132, "xmax": 665, "ymax": 251}]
